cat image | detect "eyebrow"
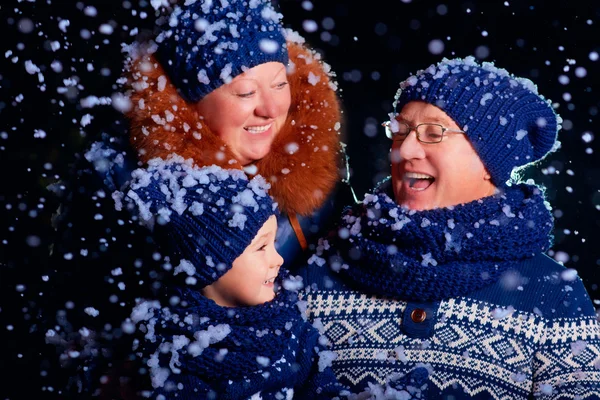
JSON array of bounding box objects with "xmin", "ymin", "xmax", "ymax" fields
[
  {"xmin": 252, "ymin": 232, "xmax": 271, "ymax": 245},
  {"xmin": 235, "ymin": 66, "xmax": 288, "ymax": 83},
  {"xmin": 397, "ymin": 114, "xmax": 453, "ymax": 126},
  {"xmin": 275, "ymin": 66, "xmax": 287, "ymax": 76}
]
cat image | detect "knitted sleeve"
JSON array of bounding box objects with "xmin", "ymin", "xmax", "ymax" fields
[{"xmin": 532, "ymin": 276, "xmax": 600, "ymax": 399}]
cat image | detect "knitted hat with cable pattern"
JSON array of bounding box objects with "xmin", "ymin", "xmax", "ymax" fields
[
  {"xmin": 117, "ymin": 156, "xmax": 276, "ymax": 288},
  {"xmin": 393, "ymin": 56, "xmax": 561, "ymax": 186},
  {"xmin": 154, "ymin": 0, "xmax": 289, "ymax": 103}
]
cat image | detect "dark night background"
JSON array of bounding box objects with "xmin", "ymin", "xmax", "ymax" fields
[{"xmin": 1, "ymin": 0, "xmax": 599, "ymax": 399}]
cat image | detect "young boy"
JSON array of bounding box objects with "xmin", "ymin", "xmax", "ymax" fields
[{"xmin": 117, "ymin": 156, "xmax": 345, "ymax": 400}]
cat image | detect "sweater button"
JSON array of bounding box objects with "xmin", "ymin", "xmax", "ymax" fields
[{"xmin": 410, "ymin": 308, "xmax": 427, "ymax": 323}]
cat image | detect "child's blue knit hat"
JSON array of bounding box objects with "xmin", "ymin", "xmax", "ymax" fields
[
  {"xmin": 393, "ymin": 56, "xmax": 561, "ymax": 186},
  {"xmin": 118, "ymin": 156, "xmax": 276, "ymax": 288},
  {"xmin": 154, "ymin": 0, "xmax": 289, "ymax": 103}
]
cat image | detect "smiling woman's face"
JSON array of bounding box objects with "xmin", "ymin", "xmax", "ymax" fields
[
  {"xmin": 195, "ymin": 62, "xmax": 291, "ymax": 166},
  {"xmin": 391, "ymin": 101, "xmax": 496, "ymax": 210}
]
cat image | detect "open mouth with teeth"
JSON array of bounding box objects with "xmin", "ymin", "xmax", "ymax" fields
[
  {"xmin": 404, "ymin": 172, "xmax": 435, "ymax": 191},
  {"xmin": 244, "ymin": 123, "xmax": 272, "ymax": 135},
  {"xmin": 263, "ymin": 277, "xmax": 277, "ymax": 285}
]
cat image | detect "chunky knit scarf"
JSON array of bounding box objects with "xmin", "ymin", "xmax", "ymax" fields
[
  {"xmin": 143, "ymin": 277, "xmax": 328, "ymax": 399},
  {"xmin": 322, "ymin": 182, "xmax": 553, "ymax": 302}
]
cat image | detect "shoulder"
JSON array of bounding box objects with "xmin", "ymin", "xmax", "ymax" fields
[
  {"xmin": 280, "ymin": 182, "xmax": 359, "ymax": 271},
  {"xmin": 472, "ymin": 253, "xmax": 597, "ymax": 319},
  {"xmin": 523, "ymin": 253, "xmax": 595, "ymax": 317}
]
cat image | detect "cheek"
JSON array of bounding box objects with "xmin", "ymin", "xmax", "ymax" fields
[
  {"xmin": 245, "ymin": 255, "xmax": 265, "ymax": 279},
  {"xmin": 445, "ymin": 142, "xmax": 485, "ymax": 173},
  {"xmin": 228, "ymin": 102, "xmax": 254, "ymax": 127},
  {"xmin": 461, "ymin": 151, "xmax": 487, "ymax": 179},
  {"xmin": 442, "ymin": 155, "xmax": 487, "ymax": 195},
  {"xmin": 201, "ymin": 103, "xmax": 225, "ymax": 133},
  {"xmin": 277, "ymin": 89, "xmax": 292, "ymax": 116},
  {"xmin": 212, "ymin": 117, "xmax": 248, "ymax": 147}
]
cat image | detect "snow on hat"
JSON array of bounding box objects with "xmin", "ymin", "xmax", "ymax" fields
[
  {"xmin": 154, "ymin": 0, "xmax": 288, "ymax": 103},
  {"xmin": 393, "ymin": 56, "xmax": 561, "ymax": 186},
  {"xmin": 117, "ymin": 156, "xmax": 276, "ymax": 288}
]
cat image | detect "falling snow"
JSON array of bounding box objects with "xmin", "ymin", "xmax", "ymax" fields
[{"xmin": 2, "ymin": 1, "xmax": 600, "ymax": 399}]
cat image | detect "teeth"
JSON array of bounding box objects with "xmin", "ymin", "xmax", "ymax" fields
[
  {"xmin": 264, "ymin": 277, "xmax": 276, "ymax": 284},
  {"xmin": 245, "ymin": 123, "xmax": 272, "ymax": 134},
  {"xmin": 405, "ymin": 172, "xmax": 434, "ymax": 180}
]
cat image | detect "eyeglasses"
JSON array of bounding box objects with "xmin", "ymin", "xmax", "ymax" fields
[{"xmin": 382, "ymin": 120, "xmax": 465, "ymax": 144}]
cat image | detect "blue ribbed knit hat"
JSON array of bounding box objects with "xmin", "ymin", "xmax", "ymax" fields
[
  {"xmin": 154, "ymin": 0, "xmax": 289, "ymax": 103},
  {"xmin": 118, "ymin": 156, "xmax": 276, "ymax": 288},
  {"xmin": 393, "ymin": 56, "xmax": 561, "ymax": 186}
]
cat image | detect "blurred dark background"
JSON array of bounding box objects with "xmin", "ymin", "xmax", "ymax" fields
[{"xmin": 1, "ymin": 0, "xmax": 599, "ymax": 398}]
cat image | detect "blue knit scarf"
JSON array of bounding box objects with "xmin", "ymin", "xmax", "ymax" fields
[
  {"xmin": 323, "ymin": 182, "xmax": 553, "ymax": 302},
  {"xmin": 148, "ymin": 278, "xmax": 324, "ymax": 399}
]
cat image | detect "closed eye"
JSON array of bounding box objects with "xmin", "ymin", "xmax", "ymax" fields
[
  {"xmin": 237, "ymin": 91, "xmax": 256, "ymax": 98},
  {"xmin": 427, "ymin": 133, "xmax": 443, "ymax": 140},
  {"xmin": 274, "ymin": 81, "xmax": 288, "ymax": 89}
]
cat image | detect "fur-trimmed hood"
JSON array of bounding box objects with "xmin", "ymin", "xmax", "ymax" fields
[{"xmin": 125, "ymin": 38, "xmax": 343, "ymax": 217}]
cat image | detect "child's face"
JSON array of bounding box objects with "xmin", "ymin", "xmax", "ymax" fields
[{"xmin": 202, "ymin": 216, "xmax": 283, "ymax": 307}]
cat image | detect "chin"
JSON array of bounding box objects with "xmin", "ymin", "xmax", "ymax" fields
[
  {"xmin": 263, "ymin": 290, "xmax": 276, "ymax": 302},
  {"xmin": 245, "ymin": 147, "xmax": 273, "ymax": 163},
  {"xmin": 403, "ymin": 201, "xmax": 429, "ymax": 211},
  {"xmin": 256, "ymin": 296, "xmax": 274, "ymax": 305},
  {"xmin": 397, "ymin": 195, "xmax": 435, "ymax": 211}
]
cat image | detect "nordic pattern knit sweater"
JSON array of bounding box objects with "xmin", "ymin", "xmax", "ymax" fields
[{"xmin": 300, "ymin": 253, "xmax": 600, "ymax": 399}]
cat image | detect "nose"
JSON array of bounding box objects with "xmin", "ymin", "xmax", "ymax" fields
[
  {"xmin": 255, "ymin": 90, "xmax": 279, "ymax": 119},
  {"xmin": 271, "ymin": 248, "xmax": 284, "ymax": 269},
  {"xmin": 397, "ymin": 131, "xmax": 426, "ymax": 161}
]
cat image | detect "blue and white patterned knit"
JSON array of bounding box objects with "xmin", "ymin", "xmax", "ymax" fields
[{"xmin": 299, "ymin": 184, "xmax": 600, "ymax": 399}]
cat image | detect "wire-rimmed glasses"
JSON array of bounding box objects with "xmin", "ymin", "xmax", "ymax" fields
[{"xmin": 382, "ymin": 120, "xmax": 465, "ymax": 144}]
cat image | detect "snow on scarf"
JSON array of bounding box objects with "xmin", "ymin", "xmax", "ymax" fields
[
  {"xmin": 132, "ymin": 276, "xmax": 340, "ymax": 399},
  {"xmin": 311, "ymin": 182, "xmax": 554, "ymax": 302}
]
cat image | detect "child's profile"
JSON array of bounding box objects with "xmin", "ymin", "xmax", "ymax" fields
[
  {"xmin": 119, "ymin": 156, "xmax": 346, "ymax": 400},
  {"xmin": 201, "ymin": 215, "xmax": 283, "ymax": 308}
]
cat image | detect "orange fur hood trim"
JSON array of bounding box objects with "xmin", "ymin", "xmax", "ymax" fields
[{"xmin": 126, "ymin": 40, "xmax": 342, "ymax": 216}]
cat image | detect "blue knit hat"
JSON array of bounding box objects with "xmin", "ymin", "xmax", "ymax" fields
[
  {"xmin": 154, "ymin": 0, "xmax": 289, "ymax": 103},
  {"xmin": 393, "ymin": 56, "xmax": 561, "ymax": 186},
  {"xmin": 118, "ymin": 156, "xmax": 277, "ymax": 288}
]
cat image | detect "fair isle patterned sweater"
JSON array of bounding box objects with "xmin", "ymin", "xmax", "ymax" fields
[
  {"xmin": 299, "ymin": 183, "xmax": 600, "ymax": 399},
  {"xmin": 301, "ymin": 253, "xmax": 600, "ymax": 399}
]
